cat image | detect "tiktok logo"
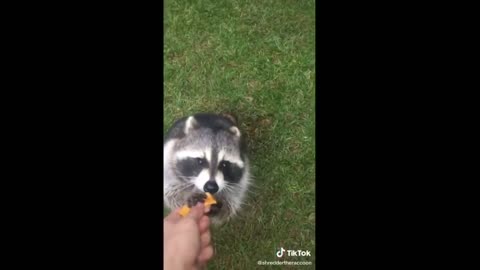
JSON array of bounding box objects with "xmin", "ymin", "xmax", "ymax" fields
[
  {"xmin": 276, "ymin": 247, "xmax": 285, "ymax": 258},
  {"xmin": 275, "ymin": 247, "xmax": 312, "ymax": 258}
]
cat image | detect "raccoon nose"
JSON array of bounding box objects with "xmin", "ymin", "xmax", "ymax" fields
[{"xmin": 203, "ymin": 181, "xmax": 219, "ymax": 194}]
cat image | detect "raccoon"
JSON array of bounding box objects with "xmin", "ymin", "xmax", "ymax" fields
[{"xmin": 163, "ymin": 113, "xmax": 251, "ymax": 225}]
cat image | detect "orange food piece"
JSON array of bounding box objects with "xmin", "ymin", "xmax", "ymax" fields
[{"xmin": 178, "ymin": 192, "xmax": 217, "ymax": 217}]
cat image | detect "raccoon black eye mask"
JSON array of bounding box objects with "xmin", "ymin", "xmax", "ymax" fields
[
  {"xmin": 175, "ymin": 156, "xmax": 243, "ymax": 184},
  {"xmin": 176, "ymin": 158, "xmax": 208, "ymax": 178}
]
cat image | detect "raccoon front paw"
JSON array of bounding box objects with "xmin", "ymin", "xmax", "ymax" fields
[{"xmin": 186, "ymin": 193, "xmax": 207, "ymax": 208}]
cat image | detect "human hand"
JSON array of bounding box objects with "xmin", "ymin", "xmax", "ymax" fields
[{"xmin": 164, "ymin": 203, "xmax": 214, "ymax": 270}]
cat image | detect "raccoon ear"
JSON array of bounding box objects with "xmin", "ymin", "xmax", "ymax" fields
[
  {"xmin": 229, "ymin": 126, "xmax": 241, "ymax": 137},
  {"xmin": 221, "ymin": 113, "xmax": 238, "ymax": 125},
  {"xmin": 184, "ymin": 116, "xmax": 199, "ymax": 134}
]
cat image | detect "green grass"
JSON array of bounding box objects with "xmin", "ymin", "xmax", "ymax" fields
[{"xmin": 164, "ymin": 0, "xmax": 315, "ymax": 269}]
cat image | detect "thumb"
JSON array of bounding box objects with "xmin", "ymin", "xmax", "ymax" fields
[
  {"xmin": 165, "ymin": 207, "xmax": 183, "ymax": 223},
  {"xmin": 186, "ymin": 202, "xmax": 205, "ymax": 222}
]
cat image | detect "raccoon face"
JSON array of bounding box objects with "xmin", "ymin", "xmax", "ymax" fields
[{"xmin": 172, "ymin": 115, "xmax": 245, "ymax": 194}]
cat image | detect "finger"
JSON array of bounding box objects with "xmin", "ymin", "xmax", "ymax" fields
[
  {"xmin": 197, "ymin": 245, "xmax": 214, "ymax": 264},
  {"xmin": 200, "ymin": 230, "xmax": 211, "ymax": 248},
  {"xmin": 186, "ymin": 202, "xmax": 205, "ymax": 221},
  {"xmin": 164, "ymin": 208, "xmax": 183, "ymax": 223},
  {"xmin": 199, "ymin": 215, "xmax": 210, "ymax": 233}
]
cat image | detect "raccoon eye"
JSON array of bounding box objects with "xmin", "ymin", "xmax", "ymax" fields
[
  {"xmin": 196, "ymin": 158, "xmax": 205, "ymax": 165},
  {"xmin": 219, "ymin": 161, "xmax": 230, "ymax": 169}
]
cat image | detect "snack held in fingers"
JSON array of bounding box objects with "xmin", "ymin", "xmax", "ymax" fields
[{"xmin": 179, "ymin": 192, "xmax": 217, "ymax": 217}]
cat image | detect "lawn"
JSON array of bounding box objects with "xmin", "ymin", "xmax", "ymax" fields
[{"xmin": 164, "ymin": 0, "xmax": 315, "ymax": 269}]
